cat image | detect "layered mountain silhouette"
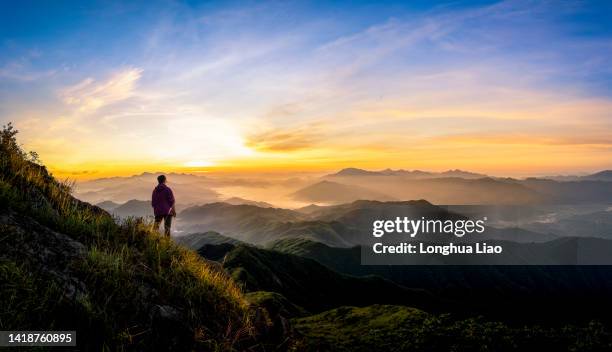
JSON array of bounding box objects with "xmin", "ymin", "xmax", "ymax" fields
[
  {"xmin": 109, "ymin": 199, "xmax": 152, "ymax": 218},
  {"xmin": 78, "ymin": 167, "xmax": 612, "ymax": 210},
  {"xmin": 301, "ymin": 199, "xmax": 462, "ymax": 227},
  {"xmin": 177, "ymin": 199, "xmax": 558, "ymax": 247},
  {"xmin": 223, "ymin": 196, "xmax": 273, "ymax": 208},
  {"xmin": 95, "ymin": 200, "xmax": 120, "ymax": 212},
  {"xmin": 290, "ymin": 180, "xmax": 396, "ymax": 204},
  {"xmin": 520, "ymin": 177, "xmax": 612, "ymax": 203},
  {"xmin": 178, "ymin": 202, "xmax": 358, "ymax": 247},
  {"xmin": 199, "ymin": 243, "xmax": 435, "ymax": 313},
  {"xmin": 329, "ymin": 167, "xmax": 488, "ymax": 179},
  {"xmin": 177, "ymin": 200, "xmax": 452, "ymax": 246},
  {"xmin": 525, "ymin": 209, "xmax": 612, "ymax": 239},
  {"xmin": 545, "ymin": 170, "xmax": 612, "ymax": 182},
  {"xmin": 302, "ymin": 168, "xmax": 612, "ymax": 205},
  {"xmin": 76, "ymin": 172, "xmax": 220, "ymax": 205},
  {"xmin": 584, "ymin": 170, "xmax": 612, "ymax": 181},
  {"xmin": 305, "ymin": 175, "xmax": 544, "ymax": 204}
]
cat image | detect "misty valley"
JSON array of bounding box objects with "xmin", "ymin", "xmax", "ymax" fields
[
  {"xmin": 76, "ymin": 167, "xmax": 612, "ymax": 348},
  {"xmin": 4, "ymin": 128, "xmax": 612, "ymax": 350}
]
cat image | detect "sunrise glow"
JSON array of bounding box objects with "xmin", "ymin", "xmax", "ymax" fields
[{"xmin": 1, "ymin": 1, "xmax": 612, "ymax": 179}]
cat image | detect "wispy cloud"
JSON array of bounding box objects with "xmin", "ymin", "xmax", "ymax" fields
[
  {"xmin": 0, "ymin": 62, "xmax": 56, "ymax": 82},
  {"xmin": 0, "ymin": 52, "xmax": 58, "ymax": 82},
  {"xmin": 60, "ymin": 68, "xmax": 143, "ymax": 114},
  {"xmin": 246, "ymin": 123, "xmax": 326, "ymax": 152}
]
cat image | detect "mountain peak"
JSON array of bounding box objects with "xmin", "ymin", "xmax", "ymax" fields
[
  {"xmin": 333, "ymin": 168, "xmax": 378, "ymax": 176},
  {"xmin": 588, "ymin": 170, "xmax": 612, "ymax": 177}
]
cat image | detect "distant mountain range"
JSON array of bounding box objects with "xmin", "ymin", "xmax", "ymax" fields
[
  {"xmin": 544, "ymin": 170, "xmax": 612, "ymax": 182},
  {"xmin": 524, "ymin": 209, "xmax": 612, "ymax": 239},
  {"xmin": 585, "ymin": 170, "xmax": 612, "ymax": 181},
  {"xmin": 78, "ymin": 167, "xmax": 612, "ymax": 209},
  {"xmin": 95, "ymin": 196, "xmax": 274, "ymax": 219},
  {"xmin": 96, "ymin": 199, "xmax": 152, "ymax": 218},
  {"xmin": 330, "ymin": 167, "xmax": 612, "ymax": 181},
  {"xmin": 96, "ymin": 200, "xmax": 120, "ymax": 212},
  {"xmin": 304, "ymin": 168, "xmax": 612, "ymax": 205},
  {"xmin": 519, "ymin": 177, "xmax": 612, "ymax": 203},
  {"xmin": 290, "ymin": 180, "xmax": 396, "ymax": 204},
  {"xmin": 77, "ymin": 172, "xmax": 220, "ymax": 205},
  {"xmin": 113, "ymin": 199, "xmax": 152, "ymax": 218},
  {"xmin": 178, "ymin": 200, "xmax": 461, "ymax": 247},
  {"xmin": 294, "ymin": 177, "xmax": 544, "ymax": 205},
  {"xmin": 177, "ymin": 202, "xmax": 358, "ymax": 247},
  {"xmin": 223, "ymin": 197, "xmax": 273, "ymax": 208},
  {"xmin": 329, "ymin": 167, "xmax": 488, "ymax": 179}
]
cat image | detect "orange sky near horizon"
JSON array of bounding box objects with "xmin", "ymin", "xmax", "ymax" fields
[
  {"xmin": 41, "ymin": 130, "xmax": 612, "ymax": 181},
  {"xmin": 14, "ymin": 74, "xmax": 612, "ymax": 180}
]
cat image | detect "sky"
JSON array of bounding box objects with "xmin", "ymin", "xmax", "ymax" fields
[{"xmin": 1, "ymin": 0, "xmax": 612, "ymax": 179}]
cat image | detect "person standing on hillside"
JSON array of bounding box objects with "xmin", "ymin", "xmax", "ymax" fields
[{"xmin": 151, "ymin": 175, "xmax": 176, "ymax": 237}]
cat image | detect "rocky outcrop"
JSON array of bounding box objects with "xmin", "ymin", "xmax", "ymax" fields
[{"xmin": 0, "ymin": 210, "xmax": 87, "ymax": 300}]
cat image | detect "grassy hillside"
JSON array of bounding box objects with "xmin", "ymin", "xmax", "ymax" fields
[
  {"xmin": 189, "ymin": 240, "xmax": 612, "ymax": 351},
  {"xmin": 291, "ymin": 305, "xmax": 612, "ymax": 352},
  {"xmin": 0, "ymin": 124, "xmax": 257, "ymax": 350},
  {"xmin": 201, "ymin": 243, "xmax": 435, "ymax": 314},
  {"xmin": 176, "ymin": 231, "xmax": 244, "ymax": 249}
]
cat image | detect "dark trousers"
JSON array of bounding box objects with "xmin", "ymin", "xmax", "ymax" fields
[{"xmin": 154, "ymin": 215, "xmax": 173, "ymax": 237}]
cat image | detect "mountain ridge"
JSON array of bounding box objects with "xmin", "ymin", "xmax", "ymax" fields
[
  {"xmin": 0, "ymin": 124, "xmax": 266, "ymax": 350},
  {"xmin": 329, "ymin": 167, "xmax": 488, "ymax": 179}
]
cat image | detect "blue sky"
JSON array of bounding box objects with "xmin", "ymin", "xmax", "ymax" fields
[{"xmin": 1, "ymin": 0, "xmax": 612, "ymax": 177}]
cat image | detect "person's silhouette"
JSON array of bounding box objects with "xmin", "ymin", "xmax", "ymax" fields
[{"xmin": 151, "ymin": 175, "xmax": 176, "ymax": 236}]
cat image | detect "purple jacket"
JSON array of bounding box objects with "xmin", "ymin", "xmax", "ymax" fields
[{"xmin": 151, "ymin": 183, "xmax": 175, "ymax": 216}]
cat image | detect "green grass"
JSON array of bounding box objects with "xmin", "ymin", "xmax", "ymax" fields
[
  {"xmin": 291, "ymin": 305, "xmax": 612, "ymax": 352},
  {"xmin": 245, "ymin": 291, "xmax": 308, "ymax": 318},
  {"xmin": 0, "ymin": 123, "xmax": 255, "ymax": 350},
  {"xmin": 0, "ymin": 259, "xmax": 66, "ymax": 330},
  {"xmin": 217, "ymin": 243, "xmax": 434, "ymax": 314}
]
